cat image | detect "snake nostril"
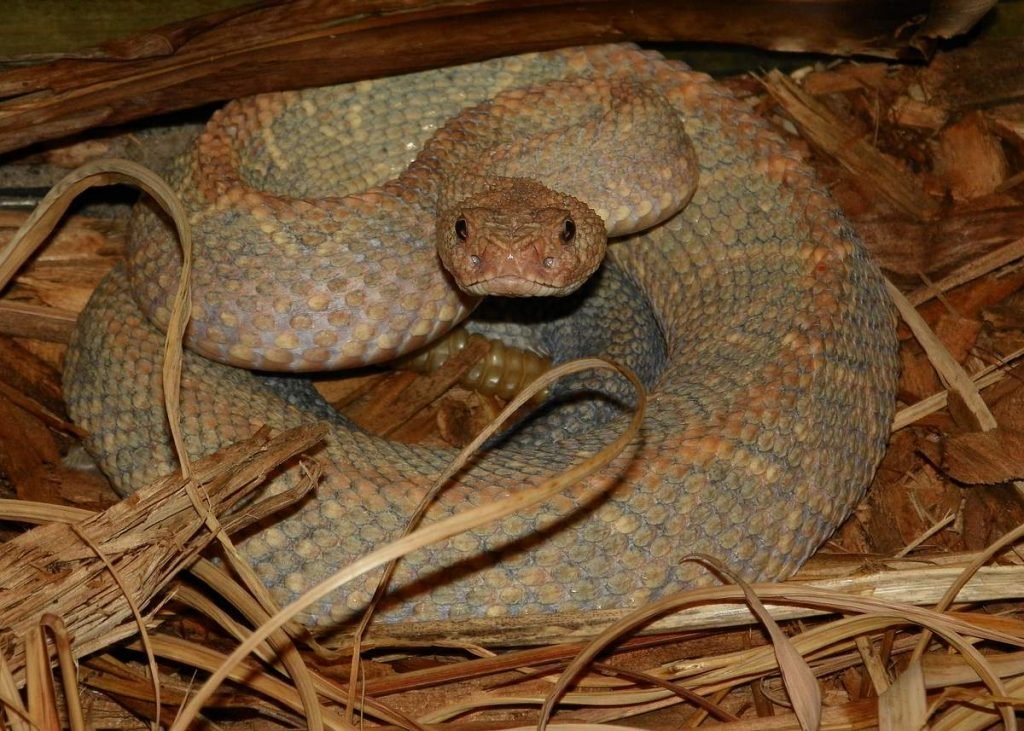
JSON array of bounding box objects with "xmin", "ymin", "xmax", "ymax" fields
[
  {"xmin": 469, "ymin": 254, "xmax": 482, "ymax": 268},
  {"xmin": 543, "ymin": 257, "xmax": 555, "ymax": 268}
]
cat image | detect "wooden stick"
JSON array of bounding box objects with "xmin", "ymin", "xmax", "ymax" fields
[{"xmin": 0, "ymin": 0, "xmax": 994, "ymax": 156}]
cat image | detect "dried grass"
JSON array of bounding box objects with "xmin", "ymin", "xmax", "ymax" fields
[{"xmin": 3, "ymin": 43, "xmax": 1024, "ymax": 731}]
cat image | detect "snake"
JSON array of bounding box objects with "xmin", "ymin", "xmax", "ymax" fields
[{"xmin": 63, "ymin": 44, "xmax": 899, "ymax": 629}]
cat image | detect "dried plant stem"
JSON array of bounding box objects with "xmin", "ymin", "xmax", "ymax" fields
[
  {"xmin": 169, "ymin": 356, "xmax": 646, "ymax": 730},
  {"xmin": 907, "ymin": 235, "xmax": 1024, "ymax": 306},
  {"xmin": 893, "ymin": 344, "xmax": 1024, "ymax": 430},
  {"xmin": 886, "ymin": 278, "xmax": 997, "ymax": 431}
]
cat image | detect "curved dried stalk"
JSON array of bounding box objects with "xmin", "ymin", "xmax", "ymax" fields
[{"xmin": 169, "ymin": 356, "xmax": 646, "ymax": 730}]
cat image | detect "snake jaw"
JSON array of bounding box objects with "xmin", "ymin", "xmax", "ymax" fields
[{"xmin": 436, "ymin": 178, "xmax": 607, "ymax": 297}]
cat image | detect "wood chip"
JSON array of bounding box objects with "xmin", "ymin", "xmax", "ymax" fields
[
  {"xmin": 0, "ymin": 391, "xmax": 60, "ymax": 488},
  {"xmin": 892, "ymin": 96, "xmax": 948, "ymax": 130},
  {"xmin": 763, "ymin": 70, "xmax": 940, "ymax": 221},
  {"xmin": 939, "ymin": 428, "xmax": 1024, "ymax": 484},
  {"xmin": 933, "ymin": 313, "xmax": 982, "ymax": 363},
  {"xmin": 933, "ymin": 111, "xmax": 1008, "ymax": 202}
]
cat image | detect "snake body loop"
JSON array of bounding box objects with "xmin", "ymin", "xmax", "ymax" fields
[{"xmin": 64, "ymin": 45, "xmax": 898, "ymax": 628}]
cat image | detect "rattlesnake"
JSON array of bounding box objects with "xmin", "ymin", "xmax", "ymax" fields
[{"xmin": 64, "ymin": 44, "xmax": 898, "ymax": 628}]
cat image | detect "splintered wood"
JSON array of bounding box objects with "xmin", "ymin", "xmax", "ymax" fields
[
  {"xmin": 5, "ymin": 29, "xmax": 1024, "ymax": 731},
  {"xmin": 0, "ymin": 424, "xmax": 325, "ymax": 684}
]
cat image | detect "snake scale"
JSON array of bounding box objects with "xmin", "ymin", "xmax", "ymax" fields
[{"xmin": 63, "ymin": 44, "xmax": 898, "ymax": 628}]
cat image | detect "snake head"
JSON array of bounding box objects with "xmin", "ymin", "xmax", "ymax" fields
[{"xmin": 436, "ymin": 178, "xmax": 607, "ymax": 297}]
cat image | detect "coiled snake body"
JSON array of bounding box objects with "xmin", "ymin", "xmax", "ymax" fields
[{"xmin": 64, "ymin": 45, "xmax": 898, "ymax": 628}]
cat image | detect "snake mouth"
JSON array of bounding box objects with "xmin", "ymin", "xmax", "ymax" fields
[{"xmin": 460, "ymin": 276, "xmax": 573, "ymax": 297}]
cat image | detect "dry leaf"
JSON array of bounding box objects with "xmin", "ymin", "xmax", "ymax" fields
[{"xmin": 879, "ymin": 660, "xmax": 926, "ymax": 731}]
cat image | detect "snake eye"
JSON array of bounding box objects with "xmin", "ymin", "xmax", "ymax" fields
[
  {"xmin": 561, "ymin": 218, "xmax": 576, "ymax": 243},
  {"xmin": 455, "ymin": 217, "xmax": 469, "ymax": 241}
]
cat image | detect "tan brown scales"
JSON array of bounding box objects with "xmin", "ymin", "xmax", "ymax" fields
[{"xmin": 63, "ymin": 45, "xmax": 899, "ymax": 628}]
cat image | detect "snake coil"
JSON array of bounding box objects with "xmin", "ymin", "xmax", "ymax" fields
[{"xmin": 65, "ymin": 45, "xmax": 898, "ymax": 628}]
